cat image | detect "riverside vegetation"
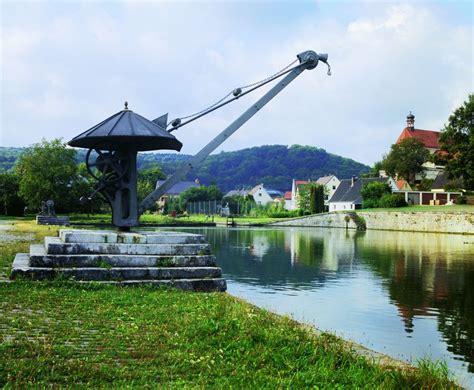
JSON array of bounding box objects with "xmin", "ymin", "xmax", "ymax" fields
[{"xmin": 0, "ymin": 220, "xmax": 459, "ymax": 388}]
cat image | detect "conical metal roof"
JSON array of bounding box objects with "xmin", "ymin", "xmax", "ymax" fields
[{"xmin": 68, "ymin": 104, "xmax": 182, "ymax": 152}]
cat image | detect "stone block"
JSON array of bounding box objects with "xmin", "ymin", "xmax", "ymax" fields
[
  {"xmin": 44, "ymin": 237, "xmax": 211, "ymax": 256},
  {"xmin": 29, "ymin": 245, "xmax": 217, "ymax": 268},
  {"xmin": 36, "ymin": 216, "xmax": 70, "ymax": 226},
  {"xmin": 59, "ymin": 229, "xmax": 207, "ymax": 244}
]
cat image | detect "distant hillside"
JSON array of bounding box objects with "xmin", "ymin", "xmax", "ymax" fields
[{"xmin": 0, "ymin": 144, "xmax": 369, "ymax": 192}]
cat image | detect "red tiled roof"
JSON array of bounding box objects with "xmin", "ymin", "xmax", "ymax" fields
[
  {"xmin": 284, "ymin": 191, "xmax": 292, "ymax": 200},
  {"xmin": 396, "ymin": 128, "xmax": 440, "ymax": 149},
  {"xmin": 396, "ymin": 179, "xmax": 408, "ymax": 190},
  {"xmin": 295, "ymin": 180, "xmax": 309, "ymax": 186}
]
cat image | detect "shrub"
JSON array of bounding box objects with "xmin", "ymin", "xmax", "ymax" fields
[
  {"xmin": 362, "ymin": 199, "xmax": 380, "ymax": 209},
  {"xmin": 379, "ymin": 193, "xmax": 407, "ymax": 208},
  {"xmin": 455, "ymin": 195, "xmax": 467, "ymax": 204},
  {"xmin": 361, "ymin": 182, "xmax": 391, "ymax": 202}
]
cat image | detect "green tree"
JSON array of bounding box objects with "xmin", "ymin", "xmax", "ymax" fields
[
  {"xmin": 439, "ymin": 94, "xmax": 474, "ymax": 189},
  {"xmin": 382, "ymin": 138, "xmax": 430, "ymax": 183},
  {"xmin": 0, "ymin": 172, "xmax": 25, "ymax": 215},
  {"xmin": 178, "ymin": 184, "xmax": 223, "ymax": 212},
  {"xmin": 15, "ymin": 139, "xmax": 79, "ymax": 212},
  {"xmin": 137, "ymin": 167, "xmax": 166, "ymax": 203},
  {"xmin": 298, "ymin": 183, "xmax": 325, "ymax": 214},
  {"xmin": 361, "ymin": 182, "xmax": 391, "ymax": 208}
]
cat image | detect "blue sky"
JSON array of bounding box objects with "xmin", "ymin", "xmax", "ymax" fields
[{"xmin": 1, "ymin": 0, "xmax": 472, "ymax": 165}]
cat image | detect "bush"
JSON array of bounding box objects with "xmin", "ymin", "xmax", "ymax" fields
[
  {"xmin": 361, "ymin": 182, "xmax": 391, "ymax": 202},
  {"xmin": 362, "ymin": 199, "xmax": 380, "ymax": 209},
  {"xmin": 379, "ymin": 193, "xmax": 407, "ymax": 208},
  {"xmin": 455, "ymin": 195, "xmax": 467, "ymax": 204},
  {"xmin": 444, "ymin": 178, "xmax": 464, "ymax": 191}
]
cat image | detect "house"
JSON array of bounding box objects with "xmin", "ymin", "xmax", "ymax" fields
[
  {"xmin": 387, "ymin": 177, "xmax": 412, "ymax": 192},
  {"xmin": 396, "ymin": 112, "xmax": 445, "ymax": 180},
  {"xmin": 431, "ymin": 171, "xmax": 449, "ymax": 192},
  {"xmin": 224, "ymin": 189, "xmax": 250, "ymax": 198},
  {"xmin": 396, "ymin": 112, "xmax": 441, "ymax": 154},
  {"xmin": 285, "ymin": 179, "xmax": 310, "ymax": 210},
  {"xmin": 249, "ymin": 184, "xmax": 283, "ymax": 206},
  {"xmin": 329, "ymin": 177, "xmax": 387, "ymax": 212},
  {"xmin": 155, "ymin": 180, "xmax": 200, "ymax": 210},
  {"xmin": 284, "ymin": 191, "xmax": 292, "ymax": 210},
  {"xmin": 316, "ymin": 175, "xmax": 340, "ymax": 204}
]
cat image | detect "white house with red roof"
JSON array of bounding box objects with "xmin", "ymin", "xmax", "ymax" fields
[{"xmin": 285, "ymin": 179, "xmax": 310, "ymax": 210}]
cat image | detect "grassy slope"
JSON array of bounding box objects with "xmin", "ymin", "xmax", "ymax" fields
[
  {"xmin": 0, "ymin": 221, "xmax": 458, "ymax": 388},
  {"xmin": 0, "ymin": 283, "xmax": 455, "ymax": 388}
]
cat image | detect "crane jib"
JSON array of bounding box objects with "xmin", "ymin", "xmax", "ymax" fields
[{"xmin": 138, "ymin": 50, "xmax": 325, "ymax": 215}]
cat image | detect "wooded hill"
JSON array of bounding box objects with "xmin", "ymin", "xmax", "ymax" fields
[{"xmin": 0, "ymin": 144, "xmax": 369, "ymax": 192}]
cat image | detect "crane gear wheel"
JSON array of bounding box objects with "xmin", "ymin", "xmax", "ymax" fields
[{"xmin": 86, "ymin": 149, "xmax": 130, "ymax": 184}]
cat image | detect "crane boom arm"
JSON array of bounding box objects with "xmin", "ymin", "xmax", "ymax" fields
[{"xmin": 139, "ymin": 50, "xmax": 325, "ymax": 214}]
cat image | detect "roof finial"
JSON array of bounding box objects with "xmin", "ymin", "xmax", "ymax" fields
[{"xmin": 124, "ymin": 101, "xmax": 129, "ymax": 110}]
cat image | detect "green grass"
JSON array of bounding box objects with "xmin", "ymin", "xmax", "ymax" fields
[
  {"xmin": 355, "ymin": 205, "xmax": 474, "ymax": 213},
  {"xmin": 68, "ymin": 213, "xmax": 290, "ymax": 226},
  {"xmin": 0, "ymin": 220, "xmax": 460, "ymax": 387},
  {"xmin": 0, "ymin": 282, "xmax": 457, "ymax": 388}
]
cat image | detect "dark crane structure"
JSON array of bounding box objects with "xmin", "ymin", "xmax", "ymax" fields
[{"xmin": 68, "ymin": 50, "xmax": 331, "ymax": 230}]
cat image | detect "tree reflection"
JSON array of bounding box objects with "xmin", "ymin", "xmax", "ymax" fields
[{"xmin": 355, "ymin": 232, "xmax": 474, "ymax": 371}]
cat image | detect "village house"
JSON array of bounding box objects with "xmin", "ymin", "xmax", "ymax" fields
[
  {"xmin": 285, "ymin": 176, "xmax": 340, "ymax": 210},
  {"xmin": 249, "ymin": 184, "xmax": 283, "ymax": 206},
  {"xmin": 329, "ymin": 177, "xmax": 387, "ymax": 212},
  {"xmin": 285, "ymin": 179, "xmax": 310, "ymax": 210},
  {"xmin": 316, "ymin": 175, "xmax": 340, "ymax": 205},
  {"xmin": 155, "ymin": 180, "xmax": 200, "ymax": 210}
]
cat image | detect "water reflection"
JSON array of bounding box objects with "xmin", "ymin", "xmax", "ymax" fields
[{"xmin": 172, "ymin": 226, "xmax": 474, "ymax": 386}]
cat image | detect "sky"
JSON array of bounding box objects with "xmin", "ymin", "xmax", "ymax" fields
[{"xmin": 1, "ymin": 0, "xmax": 472, "ymax": 165}]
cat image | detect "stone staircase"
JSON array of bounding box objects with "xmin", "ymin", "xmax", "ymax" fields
[{"xmin": 11, "ymin": 229, "xmax": 226, "ymax": 292}]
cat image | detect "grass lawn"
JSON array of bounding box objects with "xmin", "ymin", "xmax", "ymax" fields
[
  {"xmin": 355, "ymin": 204, "xmax": 474, "ymax": 213},
  {"xmin": 0, "ymin": 220, "xmax": 459, "ymax": 388},
  {"xmin": 68, "ymin": 213, "xmax": 290, "ymax": 226}
]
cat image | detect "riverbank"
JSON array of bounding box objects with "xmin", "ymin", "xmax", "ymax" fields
[
  {"xmin": 0, "ymin": 220, "xmax": 458, "ymax": 387},
  {"xmin": 271, "ymin": 210, "xmax": 474, "ymax": 234}
]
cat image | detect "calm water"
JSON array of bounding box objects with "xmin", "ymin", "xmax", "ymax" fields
[{"xmin": 172, "ymin": 226, "xmax": 474, "ymax": 388}]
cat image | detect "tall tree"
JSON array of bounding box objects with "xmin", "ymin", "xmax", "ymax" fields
[
  {"xmin": 439, "ymin": 94, "xmax": 474, "ymax": 189},
  {"xmin": 299, "ymin": 183, "xmax": 325, "ymax": 214},
  {"xmin": 0, "ymin": 172, "xmax": 25, "ymax": 215},
  {"xmin": 15, "ymin": 139, "xmax": 79, "ymax": 212},
  {"xmin": 382, "ymin": 138, "xmax": 429, "ymax": 183}
]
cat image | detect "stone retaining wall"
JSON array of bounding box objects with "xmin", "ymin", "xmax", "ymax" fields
[{"xmin": 271, "ymin": 211, "xmax": 474, "ymax": 235}]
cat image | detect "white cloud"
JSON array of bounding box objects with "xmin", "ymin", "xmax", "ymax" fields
[{"xmin": 0, "ymin": 2, "xmax": 472, "ymax": 166}]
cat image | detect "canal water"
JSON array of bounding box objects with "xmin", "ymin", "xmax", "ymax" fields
[{"xmin": 172, "ymin": 226, "xmax": 474, "ymax": 388}]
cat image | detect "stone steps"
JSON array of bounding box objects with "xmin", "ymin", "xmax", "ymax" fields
[
  {"xmin": 10, "ymin": 229, "xmax": 226, "ymax": 292},
  {"xmin": 12, "ymin": 254, "xmax": 222, "ymax": 281},
  {"xmin": 44, "ymin": 237, "xmax": 211, "ymax": 256},
  {"xmin": 29, "ymin": 245, "xmax": 217, "ymax": 267},
  {"xmin": 59, "ymin": 230, "xmax": 207, "ymax": 244}
]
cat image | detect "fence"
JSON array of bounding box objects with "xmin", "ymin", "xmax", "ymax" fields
[
  {"xmin": 186, "ymin": 200, "xmax": 259, "ymax": 215},
  {"xmin": 186, "ymin": 200, "xmax": 221, "ymax": 215}
]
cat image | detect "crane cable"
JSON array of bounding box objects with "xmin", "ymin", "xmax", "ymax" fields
[{"xmin": 167, "ymin": 58, "xmax": 299, "ymax": 129}]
